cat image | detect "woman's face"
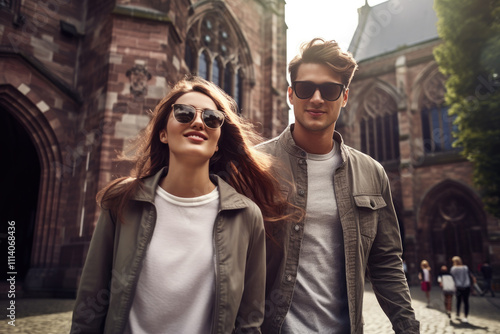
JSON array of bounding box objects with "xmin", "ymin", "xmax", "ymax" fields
[{"xmin": 159, "ymin": 91, "xmax": 222, "ymax": 165}]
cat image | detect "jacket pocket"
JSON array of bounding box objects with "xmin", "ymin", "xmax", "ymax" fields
[{"xmin": 353, "ymin": 195, "xmax": 386, "ymax": 239}]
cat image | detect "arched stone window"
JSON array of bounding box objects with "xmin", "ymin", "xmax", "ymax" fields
[
  {"xmin": 224, "ymin": 63, "xmax": 233, "ymax": 95},
  {"xmin": 184, "ymin": 42, "xmax": 195, "ymax": 75},
  {"xmin": 420, "ymin": 73, "xmax": 458, "ymax": 154},
  {"xmin": 198, "ymin": 51, "xmax": 209, "ymax": 80},
  {"xmin": 359, "ymin": 87, "xmax": 400, "ymax": 163},
  {"xmin": 235, "ymin": 69, "xmax": 244, "ymax": 113},
  {"xmin": 184, "ymin": 6, "xmax": 251, "ymax": 113},
  {"xmin": 212, "ymin": 57, "xmax": 221, "ymax": 86}
]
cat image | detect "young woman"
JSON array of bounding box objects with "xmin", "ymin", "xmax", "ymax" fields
[
  {"xmin": 419, "ymin": 260, "xmax": 432, "ymax": 306},
  {"xmin": 70, "ymin": 76, "xmax": 290, "ymax": 334},
  {"xmin": 450, "ymin": 256, "xmax": 475, "ymax": 323},
  {"xmin": 437, "ymin": 265, "xmax": 455, "ymax": 318}
]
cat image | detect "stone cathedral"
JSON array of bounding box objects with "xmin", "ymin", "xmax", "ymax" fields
[
  {"xmin": 345, "ymin": 0, "xmax": 499, "ymax": 285},
  {"xmin": 0, "ymin": 0, "xmax": 288, "ymax": 295}
]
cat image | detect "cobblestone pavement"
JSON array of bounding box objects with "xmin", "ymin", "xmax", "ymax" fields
[
  {"xmin": 1, "ymin": 285, "xmax": 498, "ymax": 333},
  {"xmin": 363, "ymin": 285, "xmax": 500, "ymax": 334}
]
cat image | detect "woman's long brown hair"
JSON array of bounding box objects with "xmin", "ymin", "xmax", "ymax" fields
[{"xmin": 97, "ymin": 76, "xmax": 298, "ymax": 237}]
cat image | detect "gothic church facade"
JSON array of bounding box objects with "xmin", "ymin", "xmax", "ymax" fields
[
  {"xmin": 344, "ymin": 0, "xmax": 499, "ymax": 285},
  {"xmin": 0, "ymin": 0, "xmax": 288, "ymax": 295}
]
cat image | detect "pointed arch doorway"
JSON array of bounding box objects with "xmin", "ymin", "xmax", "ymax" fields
[
  {"xmin": 421, "ymin": 181, "xmax": 487, "ymax": 273},
  {"xmin": 0, "ymin": 108, "xmax": 40, "ymax": 281}
]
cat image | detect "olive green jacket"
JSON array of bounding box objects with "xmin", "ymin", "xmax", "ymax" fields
[
  {"xmin": 71, "ymin": 168, "xmax": 266, "ymax": 334},
  {"xmin": 258, "ymin": 125, "xmax": 419, "ymax": 334}
]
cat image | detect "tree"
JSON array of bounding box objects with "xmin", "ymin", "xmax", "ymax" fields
[{"xmin": 434, "ymin": 0, "xmax": 500, "ymax": 218}]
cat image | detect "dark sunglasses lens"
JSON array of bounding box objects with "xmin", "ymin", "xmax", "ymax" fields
[
  {"xmin": 294, "ymin": 82, "xmax": 316, "ymax": 99},
  {"xmin": 173, "ymin": 104, "xmax": 195, "ymax": 123},
  {"xmin": 203, "ymin": 110, "xmax": 224, "ymax": 128},
  {"xmin": 320, "ymin": 83, "xmax": 343, "ymax": 101}
]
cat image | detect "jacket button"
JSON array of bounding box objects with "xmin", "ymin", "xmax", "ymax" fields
[
  {"xmin": 301, "ymin": 151, "xmax": 306, "ymax": 157},
  {"xmin": 294, "ymin": 224, "xmax": 300, "ymax": 231},
  {"xmin": 286, "ymin": 274, "xmax": 293, "ymax": 282},
  {"xmin": 298, "ymin": 189, "xmax": 305, "ymax": 196}
]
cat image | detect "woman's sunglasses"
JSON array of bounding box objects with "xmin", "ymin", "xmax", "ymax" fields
[
  {"xmin": 292, "ymin": 81, "xmax": 345, "ymax": 101},
  {"xmin": 172, "ymin": 104, "xmax": 225, "ymax": 129}
]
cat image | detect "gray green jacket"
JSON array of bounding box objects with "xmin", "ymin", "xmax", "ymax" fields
[
  {"xmin": 258, "ymin": 125, "xmax": 419, "ymax": 334},
  {"xmin": 70, "ymin": 168, "xmax": 266, "ymax": 334}
]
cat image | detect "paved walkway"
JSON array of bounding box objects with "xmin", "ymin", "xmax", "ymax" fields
[
  {"xmin": 363, "ymin": 285, "xmax": 500, "ymax": 333},
  {"xmin": 1, "ymin": 285, "xmax": 498, "ymax": 333}
]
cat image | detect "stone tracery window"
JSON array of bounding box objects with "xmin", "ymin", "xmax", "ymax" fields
[
  {"xmin": 224, "ymin": 63, "xmax": 233, "ymax": 95},
  {"xmin": 359, "ymin": 88, "xmax": 400, "ymax": 163},
  {"xmin": 184, "ymin": 10, "xmax": 248, "ymax": 113},
  {"xmin": 212, "ymin": 57, "xmax": 221, "ymax": 86},
  {"xmin": 0, "ymin": 0, "xmax": 12, "ymax": 9},
  {"xmin": 198, "ymin": 51, "xmax": 209, "ymax": 80},
  {"xmin": 420, "ymin": 73, "xmax": 458, "ymax": 154}
]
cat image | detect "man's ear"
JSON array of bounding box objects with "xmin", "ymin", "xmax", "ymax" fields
[
  {"xmin": 342, "ymin": 88, "xmax": 349, "ymax": 107},
  {"xmin": 159, "ymin": 130, "xmax": 168, "ymax": 144},
  {"xmin": 288, "ymin": 86, "xmax": 294, "ymax": 105}
]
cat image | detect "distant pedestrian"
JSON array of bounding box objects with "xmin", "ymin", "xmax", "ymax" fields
[
  {"xmin": 450, "ymin": 256, "xmax": 475, "ymax": 323},
  {"xmin": 419, "ymin": 260, "xmax": 432, "ymax": 306},
  {"xmin": 403, "ymin": 260, "xmax": 410, "ymax": 285},
  {"xmin": 437, "ymin": 265, "xmax": 455, "ymax": 318},
  {"xmin": 480, "ymin": 261, "xmax": 495, "ymax": 297}
]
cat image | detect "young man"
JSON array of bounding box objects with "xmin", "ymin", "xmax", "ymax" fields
[{"xmin": 258, "ymin": 38, "xmax": 420, "ymax": 333}]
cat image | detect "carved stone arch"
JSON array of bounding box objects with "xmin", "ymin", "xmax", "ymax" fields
[
  {"xmin": 417, "ymin": 179, "xmax": 487, "ymax": 273},
  {"xmin": 410, "ymin": 61, "xmax": 445, "ymax": 112},
  {"xmin": 0, "ymin": 84, "xmax": 63, "ymax": 279},
  {"xmin": 360, "ymin": 79, "xmax": 400, "ymax": 119},
  {"xmin": 420, "ymin": 71, "xmax": 446, "ymax": 110}
]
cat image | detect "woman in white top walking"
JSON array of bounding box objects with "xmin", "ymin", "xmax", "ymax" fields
[{"xmin": 437, "ymin": 265, "xmax": 455, "ymax": 318}]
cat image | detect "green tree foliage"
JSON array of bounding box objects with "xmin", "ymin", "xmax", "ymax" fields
[{"xmin": 434, "ymin": 0, "xmax": 500, "ymax": 217}]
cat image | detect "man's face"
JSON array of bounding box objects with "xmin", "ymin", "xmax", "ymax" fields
[{"xmin": 289, "ymin": 63, "xmax": 348, "ymax": 136}]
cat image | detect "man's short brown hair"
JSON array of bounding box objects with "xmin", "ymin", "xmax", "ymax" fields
[{"xmin": 288, "ymin": 38, "xmax": 358, "ymax": 87}]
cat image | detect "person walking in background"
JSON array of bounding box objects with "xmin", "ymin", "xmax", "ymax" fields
[
  {"xmin": 437, "ymin": 265, "xmax": 455, "ymax": 318},
  {"xmin": 480, "ymin": 261, "xmax": 495, "ymax": 297},
  {"xmin": 71, "ymin": 76, "xmax": 292, "ymax": 334},
  {"xmin": 258, "ymin": 38, "xmax": 419, "ymax": 334},
  {"xmin": 403, "ymin": 260, "xmax": 410, "ymax": 285},
  {"xmin": 419, "ymin": 260, "xmax": 432, "ymax": 306},
  {"xmin": 450, "ymin": 256, "xmax": 475, "ymax": 323}
]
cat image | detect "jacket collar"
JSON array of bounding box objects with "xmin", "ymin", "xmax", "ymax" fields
[
  {"xmin": 278, "ymin": 124, "xmax": 349, "ymax": 163},
  {"xmin": 131, "ymin": 167, "xmax": 251, "ymax": 211}
]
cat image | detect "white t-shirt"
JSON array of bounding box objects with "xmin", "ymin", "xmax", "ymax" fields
[{"xmin": 125, "ymin": 186, "xmax": 219, "ymax": 334}]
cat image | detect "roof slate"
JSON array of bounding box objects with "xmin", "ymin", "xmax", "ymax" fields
[{"xmin": 348, "ymin": 0, "xmax": 439, "ymax": 61}]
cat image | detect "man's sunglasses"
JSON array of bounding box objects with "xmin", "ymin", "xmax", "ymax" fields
[
  {"xmin": 172, "ymin": 104, "xmax": 225, "ymax": 129},
  {"xmin": 292, "ymin": 81, "xmax": 345, "ymax": 101}
]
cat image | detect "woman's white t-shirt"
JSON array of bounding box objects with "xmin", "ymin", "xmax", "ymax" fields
[{"xmin": 125, "ymin": 186, "xmax": 219, "ymax": 334}]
